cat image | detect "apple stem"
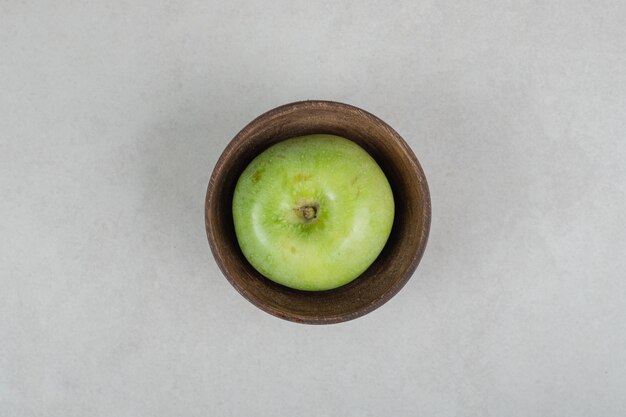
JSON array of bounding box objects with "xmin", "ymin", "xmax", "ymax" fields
[{"xmin": 294, "ymin": 202, "xmax": 319, "ymax": 223}]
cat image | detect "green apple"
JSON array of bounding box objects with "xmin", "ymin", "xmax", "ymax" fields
[{"xmin": 232, "ymin": 134, "xmax": 394, "ymax": 291}]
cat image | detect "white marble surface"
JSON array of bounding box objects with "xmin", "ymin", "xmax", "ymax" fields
[{"xmin": 2, "ymin": 1, "xmax": 625, "ymax": 416}]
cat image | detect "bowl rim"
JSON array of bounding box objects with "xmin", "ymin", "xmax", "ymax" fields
[{"xmin": 205, "ymin": 100, "xmax": 431, "ymax": 324}]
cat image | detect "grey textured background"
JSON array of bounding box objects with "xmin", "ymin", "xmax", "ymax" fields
[{"xmin": 1, "ymin": 1, "xmax": 625, "ymax": 416}]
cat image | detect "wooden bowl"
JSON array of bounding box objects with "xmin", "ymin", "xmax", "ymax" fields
[{"xmin": 205, "ymin": 100, "xmax": 430, "ymax": 324}]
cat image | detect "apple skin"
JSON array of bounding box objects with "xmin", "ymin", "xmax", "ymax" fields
[{"xmin": 232, "ymin": 134, "xmax": 394, "ymax": 291}]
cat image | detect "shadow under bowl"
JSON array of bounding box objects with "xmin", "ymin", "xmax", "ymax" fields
[{"xmin": 205, "ymin": 100, "xmax": 430, "ymax": 324}]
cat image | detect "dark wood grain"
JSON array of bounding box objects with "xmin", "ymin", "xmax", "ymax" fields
[{"xmin": 205, "ymin": 101, "xmax": 431, "ymax": 324}]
